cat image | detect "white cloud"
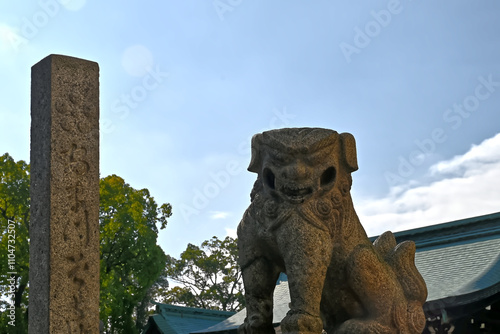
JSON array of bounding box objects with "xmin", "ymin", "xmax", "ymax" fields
[
  {"xmin": 357, "ymin": 133, "xmax": 500, "ymax": 236},
  {"xmin": 210, "ymin": 211, "xmax": 231, "ymax": 220},
  {"xmin": 430, "ymin": 133, "xmax": 500, "ymax": 177}
]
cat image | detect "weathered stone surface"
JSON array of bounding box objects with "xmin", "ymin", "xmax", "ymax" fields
[
  {"xmin": 237, "ymin": 128, "xmax": 427, "ymax": 334},
  {"xmin": 29, "ymin": 55, "xmax": 100, "ymax": 333}
]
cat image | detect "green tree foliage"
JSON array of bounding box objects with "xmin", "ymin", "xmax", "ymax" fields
[
  {"xmin": 99, "ymin": 174, "xmax": 172, "ymax": 333},
  {"xmin": 0, "ymin": 153, "xmax": 30, "ymax": 334},
  {"xmin": 162, "ymin": 236, "xmax": 245, "ymax": 312},
  {"xmin": 0, "ymin": 154, "xmax": 172, "ymax": 334},
  {"xmin": 135, "ymin": 268, "xmax": 169, "ymax": 329}
]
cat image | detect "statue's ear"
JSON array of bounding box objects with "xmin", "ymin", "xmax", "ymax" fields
[
  {"xmin": 340, "ymin": 132, "xmax": 358, "ymax": 173},
  {"xmin": 248, "ymin": 134, "xmax": 263, "ymax": 173}
]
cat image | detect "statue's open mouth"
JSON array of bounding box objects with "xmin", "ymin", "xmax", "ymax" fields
[{"xmin": 280, "ymin": 185, "xmax": 313, "ymax": 202}]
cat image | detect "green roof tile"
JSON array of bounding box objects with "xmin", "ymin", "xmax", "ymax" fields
[{"xmin": 144, "ymin": 304, "xmax": 235, "ymax": 334}]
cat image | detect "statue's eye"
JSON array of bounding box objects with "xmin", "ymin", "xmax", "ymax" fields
[
  {"xmin": 263, "ymin": 168, "xmax": 275, "ymax": 189},
  {"xmin": 320, "ymin": 167, "xmax": 336, "ymax": 186}
]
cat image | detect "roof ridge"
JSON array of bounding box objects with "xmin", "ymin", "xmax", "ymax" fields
[
  {"xmin": 155, "ymin": 303, "xmax": 237, "ymax": 318},
  {"xmin": 369, "ymin": 211, "xmax": 500, "ymax": 247}
]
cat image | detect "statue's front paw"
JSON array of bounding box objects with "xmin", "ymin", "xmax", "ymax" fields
[
  {"xmin": 335, "ymin": 319, "xmax": 394, "ymax": 334},
  {"xmin": 238, "ymin": 316, "xmax": 275, "ymax": 334},
  {"xmin": 280, "ymin": 310, "xmax": 323, "ymax": 334}
]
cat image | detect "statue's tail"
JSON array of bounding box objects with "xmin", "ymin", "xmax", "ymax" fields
[
  {"xmin": 373, "ymin": 232, "xmax": 427, "ymax": 303},
  {"xmin": 373, "ymin": 232, "xmax": 428, "ymax": 333}
]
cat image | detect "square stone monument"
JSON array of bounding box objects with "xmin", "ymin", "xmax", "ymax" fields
[{"xmin": 29, "ymin": 55, "xmax": 100, "ymax": 333}]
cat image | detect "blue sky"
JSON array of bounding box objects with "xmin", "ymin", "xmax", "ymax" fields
[{"xmin": 1, "ymin": 0, "xmax": 500, "ymax": 258}]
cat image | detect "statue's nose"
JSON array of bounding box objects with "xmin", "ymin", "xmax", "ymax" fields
[{"xmin": 281, "ymin": 162, "xmax": 308, "ymax": 180}]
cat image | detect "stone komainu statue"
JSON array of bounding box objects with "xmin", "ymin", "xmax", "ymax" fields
[{"xmin": 237, "ymin": 128, "xmax": 427, "ymax": 334}]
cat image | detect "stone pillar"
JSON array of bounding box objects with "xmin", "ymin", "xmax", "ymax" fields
[{"xmin": 29, "ymin": 55, "xmax": 100, "ymax": 333}]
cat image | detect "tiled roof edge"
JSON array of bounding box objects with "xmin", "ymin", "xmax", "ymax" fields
[
  {"xmin": 424, "ymin": 281, "xmax": 500, "ymax": 313},
  {"xmin": 369, "ymin": 211, "xmax": 500, "ymax": 248},
  {"xmin": 154, "ymin": 302, "xmax": 237, "ymax": 318}
]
